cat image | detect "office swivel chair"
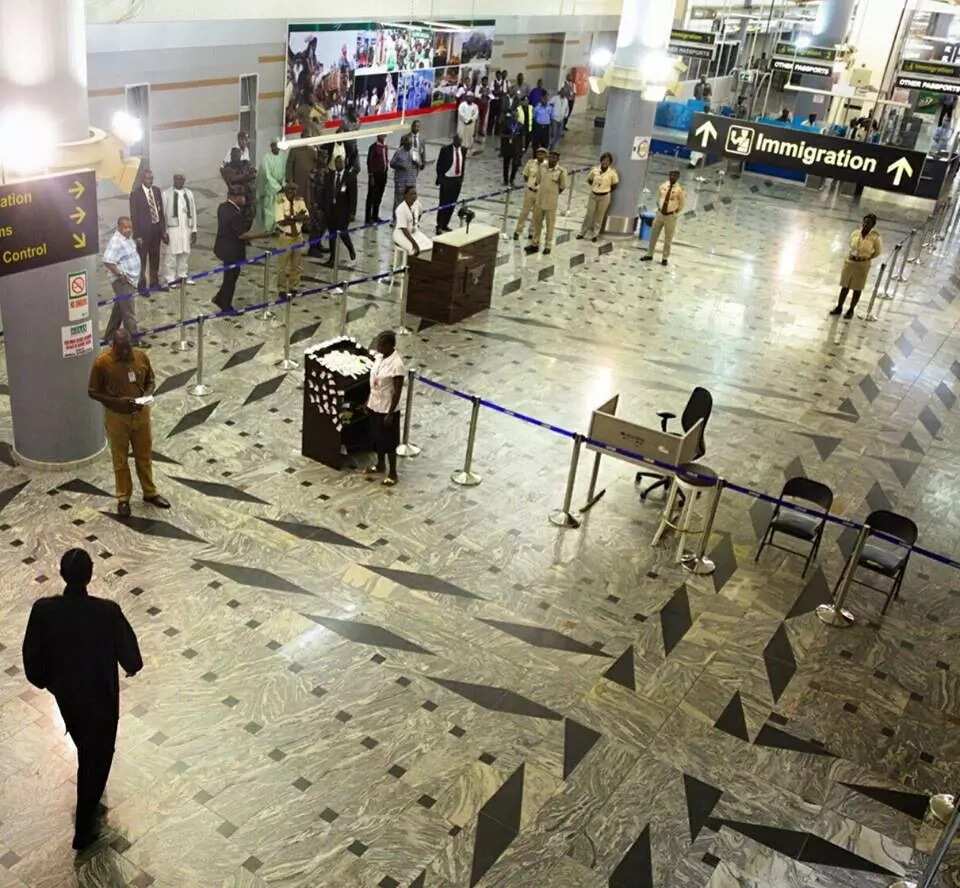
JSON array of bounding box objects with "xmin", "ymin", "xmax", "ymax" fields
[{"xmin": 635, "ymin": 386, "xmax": 713, "ymax": 501}]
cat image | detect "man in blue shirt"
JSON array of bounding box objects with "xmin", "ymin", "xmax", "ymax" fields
[
  {"xmin": 532, "ymin": 93, "xmax": 553, "ymax": 152},
  {"xmin": 528, "ymin": 78, "xmax": 545, "ymax": 107},
  {"xmin": 102, "ymin": 217, "xmax": 147, "ymax": 346}
]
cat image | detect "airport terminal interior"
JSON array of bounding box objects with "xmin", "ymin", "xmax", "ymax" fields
[{"xmin": 4, "ymin": 1, "xmax": 960, "ymax": 887}]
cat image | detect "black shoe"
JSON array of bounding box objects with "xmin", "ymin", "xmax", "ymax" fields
[
  {"xmin": 640, "ymin": 255, "xmax": 653, "ymax": 262},
  {"xmin": 212, "ymin": 294, "xmax": 227, "ymax": 311},
  {"xmin": 512, "ymin": 233, "xmax": 519, "ymax": 241},
  {"xmin": 844, "ymin": 309, "xmax": 854, "ymax": 320},
  {"xmin": 591, "ymin": 236, "xmax": 598, "ymax": 243},
  {"xmin": 117, "ymin": 501, "xmax": 131, "ymax": 517},
  {"xmin": 661, "ymin": 259, "xmax": 668, "ymax": 267},
  {"xmin": 543, "ymin": 248, "xmax": 551, "ymax": 255},
  {"xmin": 376, "ymin": 217, "xmax": 388, "ymax": 224},
  {"xmin": 524, "ymin": 245, "xmax": 539, "ymax": 255},
  {"xmin": 72, "ymin": 830, "xmax": 100, "ymax": 852},
  {"xmin": 576, "ymin": 234, "xmax": 584, "ymax": 240},
  {"xmin": 144, "ymin": 495, "xmax": 171, "ymax": 509},
  {"xmin": 828, "ymin": 306, "xmax": 842, "ymax": 316}
]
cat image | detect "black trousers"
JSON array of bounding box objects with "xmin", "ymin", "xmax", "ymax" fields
[
  {"xmin": 532, "ymin": 123, "xmax": 550, "ymax": 151},
  {"xmin": 437, "ymin": 177, "xmax": 463, "ymax": 231},
  {"xmin": 366, "ymin": 172, "xmax": 387, "ymax": 223},
  {"xmin": 136, "ymin": 224, "xmax": 163, "ymax": 289},
  {"xmin": 330, "ymin": 229, "xmax": 355, "ymax": 261},
  {"xmin": 73, "ymin": 719, "xmax": 118, "ymax": 840},
  {"xmin": 215, "ymin": 266, "xmax": 241, "ymax": 309},
  {"xmin": 502, "ymin": 143, "xmax": 521, "ymax": 183},
  {"xmin": 490, "ymin": 99, "xmax": 502, "ymax": 134},
  {"xmin": 370, "ymin": 410, "xmax": 399, "ymax": 475}
]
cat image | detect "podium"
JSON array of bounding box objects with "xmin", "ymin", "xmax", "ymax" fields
[{"xmin": 407, "ymin": 223, "xmax": 498, "ymax": 323}]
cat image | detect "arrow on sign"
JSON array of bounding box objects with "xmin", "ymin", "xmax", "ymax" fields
[
  {"xmin": 72, "ymin": 233, "xmax": 86, "ymax": 250},
  {"xmin": 70, "ymin": 206, "xmax": 86, "ymax": 225},
  {"xmin": 695, "ymin": 119, "xmax": 718, "ymax": 148},
  {"xmin": 887, "ymin": 157, "xmax": 914, "ymax": 187},
  {"xmin": 68, "ymin": 180, "xmax": 85, "ymax": 200}
]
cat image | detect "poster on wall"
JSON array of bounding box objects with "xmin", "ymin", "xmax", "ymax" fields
[
  {"xmin": 433, "ymin": 67, "xmax": 461, "ymax": 105},
  {"xmin": 355, "ymin": 26, "xmax": 433, "ymax": 74},
  {"xmin": 400, "ymin": 69, "xmax": 435, "ymax": 112},
  {"xmin": 286, "ymin": 23, "xmax": 361, "ymax": 133},
  {"xmin": 455, "ymin": 24, "xmax": 495, "ymax": 67},
  {"xmin": 355, "ymin": 72, "xmax": 401, "ymax": 119}
]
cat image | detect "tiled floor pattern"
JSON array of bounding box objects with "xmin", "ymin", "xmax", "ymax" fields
[{"xmin": 1, "ymin": 121, "xmax": 960, "ymax": 886}]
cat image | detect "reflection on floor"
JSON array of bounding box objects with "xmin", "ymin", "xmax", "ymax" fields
[{"xmin": 1, "ymin": 119, "xmax": 960, "ymax": 887}]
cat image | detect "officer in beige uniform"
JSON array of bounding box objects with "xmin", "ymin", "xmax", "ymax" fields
[
  {"xmin": 641, "ymin": 169, "xmax": 685, "ymax": 266},
  {"xmin": 514, "ymin": 147, "xmax": 547, "ymax": 241},
  {"xmin": 274, "ymin": 182, "xmax": 309, "ymax": 296},
  {"xmin": 830, "ymin": 213, "xmax": 882, "ymax": 319},
  {"xmin": 527, "ymin": 151, "xmax": 568, "ymax": 255},
  {"xmin": 578, "ymin": 152, "xmax": 619, "ymax": 242}
]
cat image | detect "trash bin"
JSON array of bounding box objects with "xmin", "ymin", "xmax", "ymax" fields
[{"xmin": 637, "ymin": 211, "xmax": 656, "ymax": 242}]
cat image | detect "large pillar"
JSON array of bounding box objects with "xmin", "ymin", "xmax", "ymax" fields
[
  {"xmin": 600, "ymin": 0, "xmax": 677, "ymax": 233},
  {"xmin": 792, "ymin": 0, "xmax": 857, "ymax": 121},
  {"xmin": 0, "ymin": 0, "xmax": 103, "ymax": 466}
]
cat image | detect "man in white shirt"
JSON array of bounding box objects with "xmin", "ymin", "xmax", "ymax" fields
[
  {"xmin": 548, "ymin": 92, "xmax": 568, "ymax": 149},
  {"xmin": 457, "ymin": 95, "xmax": 480, "ymax": 151},
  {"xmin": 223, "ymin": 131, "xmax": 251, "ymax": 166},
  {"xmin": 161, "ymin": 174, "xmax": 198, "ymax": 287},
  {"xmin": 393, "ymin": 186, "xmax": 432, "ymax": 256},
  {"xmin": 102, "ymin": 217, "xmax": 146, "ymax": 345}
]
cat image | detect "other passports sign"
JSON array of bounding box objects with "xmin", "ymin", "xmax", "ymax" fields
[{"xmin": 686, "ymin": 114, "xmax": 927, "ymax": 196}]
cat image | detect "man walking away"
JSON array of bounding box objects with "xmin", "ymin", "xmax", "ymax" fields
[
  {"xmin": 102, "ymin": 217, "xmax": 146, "ymax": 346},
  {"xmin": 436, "ymin": 134, "xmax": 466, "ymax": 234},
  {"xmin": 213, "ymin": 190, "xmax": 254, "ymax": 312},
  {"xmin": 161, "ymin": 173, "xmax": 197, "ymax": 287},
  {"xmin": 22, "ymin": 548, "xmax": 143, "ymax": 852},
  {"xmin": 528, "ymin": 150, "xmax": 568, "ymax": 255},
  {"xmin": 129, "ymin": 168, "xmax": 166, "ymax": 291},
  {"xmin": 641, "ymin": 168, "xmax": 685, "ymax": 266},
  {"xmin": 366, "ymin": 134, "xmax": 390, "ymax": 224},
  {"xmin": 324, "ymin": 155, "xmax": 358, "ymax": 266}
]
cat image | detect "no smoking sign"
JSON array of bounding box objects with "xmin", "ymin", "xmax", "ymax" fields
[{"xmin": 67, "ymin": 269, "xmax": 89, "ymax": 322}]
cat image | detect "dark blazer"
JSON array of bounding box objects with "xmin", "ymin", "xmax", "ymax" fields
[
  {"xmin": 214, "ymin": 200, "xmax": 250, "ymax": 262},
  {"xmin": 324, "ymin": 169, "xmax": 358, "ymax": 229},
  {"xmin": 22, "ymin": 587, "xmax": 142, "ymax": 738},
  {"xmin": 436, "ymin": 143, "xmax": 467, "ymax": 184},
  {"xmin": 129, "ymin": 184, "xmax": 166, "ymax": 237}
]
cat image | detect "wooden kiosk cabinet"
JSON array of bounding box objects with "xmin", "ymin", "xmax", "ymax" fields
[
  {"xmin": 301, "ymin": 336, "xmax": 376, "ymax": 469},
  {"xmin": 407, "ymin": 223, "xmax": 498, "ymax": 323}
]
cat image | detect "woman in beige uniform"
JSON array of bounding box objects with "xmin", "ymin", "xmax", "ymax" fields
[
  {"xmin": 830, "ymin": 213, "xmax": 882, "ymax": 319},
  {"xmin": 578, "ymin": 152, "xmax": 619, "ymax": 242}
]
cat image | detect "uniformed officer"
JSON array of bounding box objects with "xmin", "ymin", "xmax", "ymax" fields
[
  {"xmin": 513, "ymin": 146, "xmax": 547, "ymax": 241},
  {"xmin": 22, "ymin": 548, "xmax": 143, "ymax": 851},
  {"xmin": 641, "ymin": 169, "xmax": 685, "ymax": 267},
  {"xmin": 577, "ymin": 151, "xmax": 619, "ymax": 242},
  {"xmin": 527, "ymin": 150, "xmax": 568, "ymax": 255}
]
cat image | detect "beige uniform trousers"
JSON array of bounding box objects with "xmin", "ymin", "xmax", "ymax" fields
[
  {"xmin": 514, "ymin": 189, "xmax": 538, "ymax": 236},
  {"xmin": 276, "ymin": 234, "xmax": 304, "ymax": 293},
  {"xmin": 105, "ymin": 408, "xmax": 157, "ymax": 503},
  {"xmin": 647, "ymin": 211, "xmax": 678, "ymax": 259},
  {"xmin": 532, "ymin": 207, "xmax": 557, "ymax": 249},
  {"xmin": 580, "ymin": 191, "xmax": 611, "ymax": 238}
]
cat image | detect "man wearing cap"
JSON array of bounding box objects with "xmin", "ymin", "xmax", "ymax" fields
[
  {"xmin": 527, "ymin": 150, "xmax": 568, "ymax": 256},
  {"xmin": 22, "ymin": 548, "xmax": 143, "ymax": 851},
  {"xmin": 641, "ymin": 168, "xmax": 685, "ymax": 267},
  {"xmin": 274, "ymin": 182, "xmax": 309, "ymax": 297},
  {"xmin": 513, "ymin": 146, "xmax": 546, "ymax": 241}
]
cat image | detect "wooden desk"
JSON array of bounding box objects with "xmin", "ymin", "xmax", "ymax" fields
[{"xmin": 407, "ymin": 223, "xmax": 498, "ymax": 323}]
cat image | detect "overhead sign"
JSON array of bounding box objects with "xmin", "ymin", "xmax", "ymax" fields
[
  {"xmin": 687, "ymin": 113, "xmax": 927, "ymax": 195},
  {"xmin": 670, "ymin": 43, "xmax": 714, "ymax": 61},
  {"xmin": 775, "ymin": 42, "xmax": 837, "ymax": 62},
  {"xmin": 0, "ymin": 170, "xmax": 98, "ymax": 278},
  {"xmin": 900, "ymin": 58, "xmax": 960, "ymax": 81},
  {"xmin": 670, "ymin": 29, "xmax": 716, "ymax": 46},
  {"xmin": 895, "ymin": 74, "xmax": 960, "ymax": 96},
  {"xmin": 771, "ymin": 58, "xmax": 833, "ymax": 78}
]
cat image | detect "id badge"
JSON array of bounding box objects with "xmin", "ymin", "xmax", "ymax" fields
[{"xmin": 128, "ymin": 370, "xmax": 136, "ymax": 383}]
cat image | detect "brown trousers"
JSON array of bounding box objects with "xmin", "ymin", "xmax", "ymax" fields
[{"xmin": 105, "ymin": 408, "xmax": 156, "ymax": 503}]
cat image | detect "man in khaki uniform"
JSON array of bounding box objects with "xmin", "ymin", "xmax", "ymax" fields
[
  {"xmin": 642, "ymin": 169, "xmax": 685, "ymax": 266},
  {"xmin": 527, "ymin": 151, "xmax": 568, "ymax": 255},
  {"xmin": 513, "ymin": 147, "xmax": 547, "ymax": 241},
  {"xmin": 274, "ymin": 182, "xmax": 309, "ymax": 296},
  {"xmin": 88, "ymin": 329, "xmax": 170, "ymax": 518},
  {"xmin": 578, "ymin": 152, "xmax": 619, "ymax": 242}
]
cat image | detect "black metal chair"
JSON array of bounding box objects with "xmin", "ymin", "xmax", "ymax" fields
[
  {"xmin": 635, "ymin": 387, "xmax": 713, "ymax": 501},
  {"xmin": 754, "ymin": 477, "xmax": 833, "ymax": 577},
  {"xmin": 837, "ymin": 509, "xmax": 918, "ymax": 614}
]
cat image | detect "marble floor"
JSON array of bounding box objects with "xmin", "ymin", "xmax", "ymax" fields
[{"xmin": 2, "ymin": 119, "xmax": 960, "ymax": 887}]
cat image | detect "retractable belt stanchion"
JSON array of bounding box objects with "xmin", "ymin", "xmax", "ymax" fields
[
  {"xmin": 898, "ymin": 229, "xmax": 915, "ymax": 280},
  {"xmin": 500, "ymin": 187, "xmax": 513, "ymax": 239},
  {"xmin": 564, "ymin": 171, "xmax": 576, "ymax": 216},
  {"xmin": 549, "ymin": 433, "xmax": 583, "ymax": 528},
  {"xmin": 580, "ymin": 451, "xmax": 605, "ymax": 512},
  {"xmin": 176, "ymin": 279, "xmax": 193, "ymax": 351},
  {"xmin": 910, "ymin": 222, "xmax": 927, "ymax": 265},
  {"xmin": 258, "ymin": 252, "xmax": 276, "ymax": 321},
  {"xmin": 682, "ymin": 477, "xmax": 724, "ymax": 575},
  {"xmin": 816, "ymin": 522, "xmax": 869, "ymax": 627},
  {"xmin": 396, "ymin": 368, "xmax": 422, "ymax": 458},
  {"xmin": 889, "ymin": 794, "xmax": 960, "ymax": 888},
  {"xmin": 188, "ymin": 316, "xmax": 211, "ymax": 396},
  {"xmin": 396, "ymin": 265, "xmax": 412, "ymax": 336},
  {"xmin": 338, "ymin": 279, "xmax": 349, "ymax": 335},
  {"xmin": 451, "ymin": 396, "xmax": 482, "ymax": 486},
  {"xmin": 859, "ymin": 262, "xmax": 886, "ymax": 322},
  {"xmin": 278, "ymin": 293, "xmax": 299, "ymax": 370},
  {"xmin": 332, "ymin": 237, "xmax": 343, "ymax": 296},
  {"xmin": 881, "ymin": 248, "xmax": 899, "ymax": 299}
]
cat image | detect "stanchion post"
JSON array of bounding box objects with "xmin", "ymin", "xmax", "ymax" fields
[
  {"xmin": 395, "ymin": 368, "xmax": 421, "ymax": 458},
  {"xmin": 338, "ymin": 280, "xmax": 349, "ymax": 335},
  {"xmin": 396, "ymin": 265, "xmax": 412, "ymax": 336},
  {"xmin": 258, "ymin": 251, "xmax": 276, "ymax": 320},
  {"xmin": 898, "ymin": 229, "xmax": 915, "ymax": 280},
  {"xmin": 500, "ymin": 187, "xmax": 513, "ymax": 238},
  {"xmin": 277, "ymin": 292, "xmax": 299, "ymax": 370},
  {"xmin": 682, "ymin": 477, "xmax": 724, "ymax": 575},
  {"xmin": 816, "ymin": 522, "xmax": 870, "ymax": 627},
  {"xmin": 188, "ymin": 316, "xmax": 211, "ymax": 396},
  {"xmin": 889, "ymin": 793, "xmax": 960, "ymax": 888},
  {"xmin": 564, "ymin": 171, "xmax": 576, "ymax": 216},
  {"xmin": 881, "ymin": 247, "xmax": 899, "ymax": 298},
  {"xmin": 331, "ymin": 236, "xmax": 343, "ymax": 294},
  {"xmin": 176, "ymin": 278, "xmax": 193, "ymax": 351},
  {"xmin": 451, "ymin": 396, "xmax": 482, "ymax": 486},
  {"xmin": 859, "ymin": 262, "xmax": 885, "ymax": 322},
  {"xmin": 549, "ymin": 434, "xmax": 583, "ymax": 528}
]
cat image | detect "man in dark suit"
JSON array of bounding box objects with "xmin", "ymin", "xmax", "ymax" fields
[
  {"xmin": 213, "ymin": 190, "xmax": 254, "ymax": 311},
  {"xmin": 435, "ymin": 134, "xmax": 467, "ymax": 234},
  {"xmin": 128, "ymin": 168, "xmax": 166, "ymax": 290},
  {"xmin": 365, "ymin": 134, "xmax": 390, "ymax": 225},
  {"xmin": 22, "ymin": 548, "xmax": 142, "ymax": 851},
  {"xmin": 324, "ymin": 155, "xmax": 357, "ymax": 267}
]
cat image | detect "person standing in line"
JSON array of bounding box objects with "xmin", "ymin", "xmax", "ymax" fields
[
  {"xmin": 308, "ymin": 147, "xmax": 332, "ymax": 259},
  {"xmin": 517, "ymin": 95, "xmax": 534, "ymax": 153},
  {"xmin": 365, "ymin": 133, "xmax": 390, "ymax": 225},
  {"xmin": 548, "ymin": 90, "xmax": 568, "ymax": 149},
  {"xmin": 212, "ymin": 190, "xmax": 255, "ymax": 312},
  {"xmin": 457, "ymin": 93, "xmax": 480, "ymax": 151},
  {"xmin": 532, "ymin": 92, "xmax": 553, "ymax": 152},
  {"xmin": 254, "ymin": 139, "xmax": 287, "ymax": 235},
  {"xmin": 102, "ymin": 217, "xmax": 146, "ymax": 346},
  {"xmin": 577, "ymin": 151, "xmax": 619, "ymax": 242},
  {"xmin": 693, "ymin": 75, "xmax": 712, "ymax": 111},
  {"xmin": 129, "ymin": 168, "xmax": 166, "ymax": 291},
  {"xmin": 436, "ymin": 134, "xmax": 466, "ymax": 234},
  {"xmin": 490, "ymin": 71, "xmax": 505, "ymax": 136},
  {"xmin": 830, "ymin": 213, "xmax": 882, "ymax": 319},
  {"xmin": 506, "ymin": 113, "xmax": 527, "ymax": 187},
  {"xmin": 274, "ymin": 182, "xmax": 309, "ymax": 296},
  {"xmin": 286, "ymin": 143, "xmax": 317, "ymax": 216},
  {"xmin": 366, "ymin": 330, "xmax": 405, "ymax": 487},
  {"xmin": 391, "ymin": 134, "xmax": 419, "ymax": 213},
  {"xmin": 527, "ymin": 150, "xmax": 568, "ymax": 256},
  {"xmin": 221, "ymin": 147, "xmax": 256, "ymax": 224},
  {"xmin": 515, "ymin": 72, "xmax": 528, "ymax": 99},
  {"xmin": 88, "ymin": 328, "xmax": 170, "ymax": 516},
  {"xmin": 514, "ymin": 146, "xmax": 547, "ymax": 241},
  {"xmin": 409, "ymin": 119, "xmax": 427, "ymax": 171},
  {"xmin": 562, "ymin": 72, "xmax": 576, "ymax": 130},
  {"xmin": 222, "ymin": 130, "xmax": 251, "ymax": 165},
  {"xmin": 477, "ymin": 76, "xmax": 491, "ymax": 141},
  {"xmin": 641, "ymin": 168, "xmax": 685, "ymax": 267},
  {"xmin": 22, "ymin": 548, "xmax": 143, "ymax": 851},
  {"xmin": 161, "ymin": 173, "xmax": 197, "ymax": 287},
  {"xmin": 324, "ymin": 154, "xmax": 358, "ymax": 267},
  {"xmin": 528, "ymin": 77, "xmax": 545, "ymax": 108}
]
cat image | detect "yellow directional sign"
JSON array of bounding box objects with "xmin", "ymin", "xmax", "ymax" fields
[{"xmin": 0, "ymin": 170, "xmax": 98, "ymax": 277}]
